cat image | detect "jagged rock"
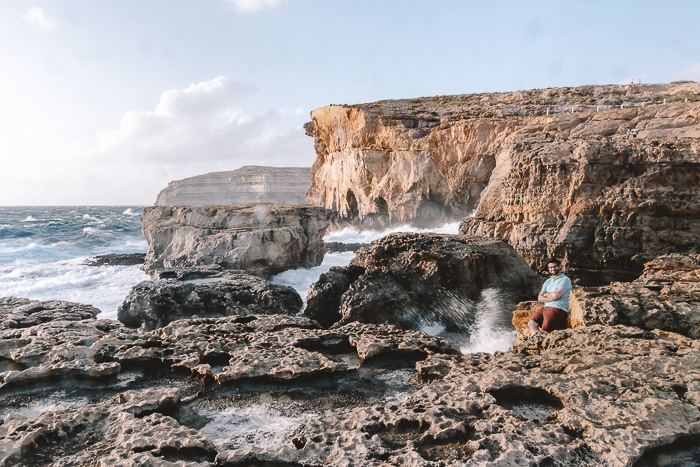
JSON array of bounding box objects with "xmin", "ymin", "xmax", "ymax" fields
[
  {"xmin": 154, "ymin": 166, "xmax": 311, "ymax": 206},
  {"xmin": 459, "ymin": 137, "xmax": 700, "ymax": 285},
  {"xmin": 218, "ymin": 325, "xmax": 700, "ymax": 466},
  {"xmin": 117, "ymin": 272, "xmax": 304, "ymax": 330},
  {"xmin": 0, "ymin": 297, "xmax": 100, "ymax": 329},
  {"xmin": 303, "ymin": 233, "xmax": 541, "ymax": 331},
  {"xmin": 84, "ymin": 253, "xmax": 146, "ymax": 267},
  {"xmin": 141, "ymin": 203, "xmax": 333, "ymax": 278},
  {"xmin": 0, "ymin": 387, "xmax": 218, "ymax": 466},
  {"xmin": 306, "ymin": 82, "xmax": 700, "ymax": 229}
]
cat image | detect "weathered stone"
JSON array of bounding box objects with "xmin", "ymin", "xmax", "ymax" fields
[
  {"xmin": 306, "ymin": 82, "xmax": 700, "ymax": 230},
  {"xmin": 0, "ymin": 297, "xmax": 100, "ymax": 330},
  {"xmin": 459, "ymin": 137, "xmax": 700, "ymax": 285},
  {"xmin": 117, "ymin": 272, "xmax": 303, "ymax": 330},
  {"xmin": 84, "ymin": 253, "xmax": 146, "ymax": 267},
  {"xmin": 141, "ymin": 203, "xmax": 333, "ymax": 278},
  {"xmin": 155, "ymin": 166, "xmax": 311, "ymax": 206},
  {"xmin": 303, "ymin": 233, "xmax": 541, "ymax": 332}
]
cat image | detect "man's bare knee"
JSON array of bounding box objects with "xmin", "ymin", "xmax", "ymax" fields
[{"xmin": 528, "ymin": 320, "xmax": 539, "ymax": 336}]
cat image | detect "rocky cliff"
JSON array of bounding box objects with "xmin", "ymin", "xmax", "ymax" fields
[
  {"xmin": 306, "ymin": 82, "xmax": 700, "ymax": 283},
  {"xmin": 154, "ymin": 166, "xmax": 311, "ymax": 206}
]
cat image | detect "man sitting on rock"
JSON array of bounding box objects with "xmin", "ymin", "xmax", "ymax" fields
[{"xmin": 528, "ymin": 258, "xmax": 572, "ymax": 336}]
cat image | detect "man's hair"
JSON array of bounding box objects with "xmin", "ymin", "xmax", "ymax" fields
[{"xmin": 547, "ymin": 258, "xmax": 561, "ymax": 267}]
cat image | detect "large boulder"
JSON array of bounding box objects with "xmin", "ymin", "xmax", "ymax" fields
[
  {"xmin": 303, "ymin": 233, "xmax": 541, "ymax": 330},
  {"xmin": 141, "ymin": 203, "xmax": 333, "ymax": 278},
  {"xmin": 117, "ymin": 271, "xmax": 303, "ymax": 330}
]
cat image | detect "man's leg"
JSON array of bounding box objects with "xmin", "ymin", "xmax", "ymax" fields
[
  {"xmin": 541, "ymin": 307, "xmax": 568, "ymax": 332},
  {"xmin": 528, "ymin": 307, "xmax": 545, "ymax": 336}
]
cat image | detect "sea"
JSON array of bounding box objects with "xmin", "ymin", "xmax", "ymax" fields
[{"xmin": 0, "ymin": 206, "xmax": 515, "ymax": 353}]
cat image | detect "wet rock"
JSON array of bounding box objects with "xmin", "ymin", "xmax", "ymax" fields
[
  {"xmin": 141, "ymin": 203, "xmax": 333, "ymax": 279},
  {"xmin": 117, "ymin": 272, "xmax": 303, "ymax": 330},
  {"xmin": 0, "ymin": 387, "xmax": 218, "ymax": 466},
  {"xmin": 0, "ymin": 297, "xmax": 100, "ymax": 330},
  {"xmin": 245, "ymin": 325, "xmax": 700, "ymax": 466},
  {"xmin": 303, "ymin": 233, "xmax": 541, "ymax": 331},
  {"xmin": 84, "ymin": 253, "xmax": 146, "ymax": 267},
  {"xmin": 325, "ymin": 241, "xmax": 369, "ymax": 253}
]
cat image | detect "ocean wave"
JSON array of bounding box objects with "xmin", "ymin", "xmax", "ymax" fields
[
  {"xmin": 0, "ymin": 258, "xmax": 148, "ymax": 319},
  {"xmin": 23, "ymin": 216, "xmax": 38, "ymax": 222},
  {"xmin": 122, "ymin": 208, "xmax": 140, "ymax": 216},
  {"xmin": 82, "ymin": 214, "xmax": 104, "ymax": 223}
]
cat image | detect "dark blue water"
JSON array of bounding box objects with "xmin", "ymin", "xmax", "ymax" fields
[{"xmin": 0, "ymin": 206, "xmax": 149, "ymax": 318}]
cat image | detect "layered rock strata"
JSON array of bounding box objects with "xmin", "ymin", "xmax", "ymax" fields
[
  {"xmin": 306, "ymin": 82, "xmax": 700, "ymax": 282},
  {"xmin": 118, "ymin": 271, "xmax": 303, "ymax": 330},
  {"xmin": 141, "ymin": 203, "xmax": 333, "ymax": 278},
  {"xmin": 303, "ymin": 232, "xmax": 541, "ymax": 331},
  {"xmin": 155, "ymin": 166, "xmax": 311, "ymax": 206}
]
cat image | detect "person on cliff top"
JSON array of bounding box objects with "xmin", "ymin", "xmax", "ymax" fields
[{"xmin": 528, "ymin": 258, "xmax": 572, "ymax": 336}]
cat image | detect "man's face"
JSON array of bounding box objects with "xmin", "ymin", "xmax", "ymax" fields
[{"xmin": 547, "ymin": 263, "xmax": 562, "ymax": 275}]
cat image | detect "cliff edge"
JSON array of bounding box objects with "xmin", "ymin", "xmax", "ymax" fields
[
  {"xmin": 305, "ymin": 82, "xmax": 700, "ymax": 284},
  {"xmin": 155, "ymin": 166, "xmax": 311, "ymax": 206}
]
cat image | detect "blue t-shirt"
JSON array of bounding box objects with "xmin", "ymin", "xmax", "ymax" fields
[{"xmin": 542, "ymin": 273, "xmax": 572, "ymax": 312}]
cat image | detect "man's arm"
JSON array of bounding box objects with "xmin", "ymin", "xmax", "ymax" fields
[{"xmin": 538, "ymin": 289, "xmax": 565, "ymax": 302}]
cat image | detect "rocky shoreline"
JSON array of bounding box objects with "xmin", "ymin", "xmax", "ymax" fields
[{"xmin": 2, "ymin": 82, "xmax": 700, "ymax": 465}]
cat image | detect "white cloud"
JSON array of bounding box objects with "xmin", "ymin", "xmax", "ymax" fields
[
  {"xmin": 89, "ymin": 76, "xmax": 314, "ymax": 203},
  {"xmin": 225, "ymin": 0, "xmax": 284, "ymax": 13},
  {"xmin": 669, "ymin": 62, "xmax": 700, "ymax": 82},
  {"xmin": 23, "ymin": 7, "xmax": 56, "ymax": 31}
]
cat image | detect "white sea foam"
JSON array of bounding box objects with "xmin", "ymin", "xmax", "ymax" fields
[
  {"xmin": 22, "ymin": 216, "xmax": 37, "ymax": 222},
  {"xmin": 0, "ymin": 258, "xmax": 148, "ymax": 319},
  {"xmin": 324, "ymin": 221, "xmax": 461, "ymax": 244},
  {"xmin": 270, "ymin": 251, "xmax": 355, "ymax": 300},
  {"xmin": 122, "ymin": 208, "xmax": 139, "ymax": 216},
  {"xmin": 459, "ymin": 288, "xmax": 515, "ymax": 354},
  {"xmin": 82, "ymin": 214, "xmax": 103, "ymax": 223},
  {"xmin": 198, "ymin": 404, "xmax": 312, "ymax": 450}
]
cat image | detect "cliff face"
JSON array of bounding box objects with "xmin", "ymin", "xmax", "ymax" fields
[
  {"xmin": 155, "ymin": 166, "xmax": 311, "ymax": 206},
  {"xmin": 306, "ymin": 82, "xmax": 700, "ymax": 283}
]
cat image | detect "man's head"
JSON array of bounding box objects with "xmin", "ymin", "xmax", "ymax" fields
[{"xmin": 547, "ymin": 258, "xmax": 562, "ymax": 276}]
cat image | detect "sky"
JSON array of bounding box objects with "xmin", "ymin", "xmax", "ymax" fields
[{"xmin": 1, "ymin": 0, "xmax": 699, "ymax": 206}]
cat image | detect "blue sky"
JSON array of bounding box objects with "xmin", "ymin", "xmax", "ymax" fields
[{"xmin": 1, "ymin": 0, "xmax": 699, "ymax": 205}]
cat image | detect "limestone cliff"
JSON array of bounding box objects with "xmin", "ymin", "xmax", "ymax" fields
[
  {"xmin": 155, "ymin": 166, "xmax": 311, "ymax": 206},
  {"xmin": 306, "ymin": 82, "xmax": 700, "ymax": 283}
]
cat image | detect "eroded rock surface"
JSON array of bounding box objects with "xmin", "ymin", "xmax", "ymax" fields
[
  {"xmin": 306, "ymin": 82, "xmax": 700, "ymax": 230},
  {"xmin": 142, "ymin": 203, "xmax": 333, "ymax": 278},
  {"xmin": 3, "ymin": 256, "xmax": 700, "ymax": 466},
  {"xmin": 303, "ymin": 233, "xmax": 541, "ymax": 331},
  {"xmin": 155, "ymin": 166, "xmax": 311, "ymax": 207},
  {"xmin": 117, "ymin": 271, "xmax": 304, "ymax": 330},
  {"xmin": 459, "ymin": 137, "xmax": 700, "ymax": 285}
]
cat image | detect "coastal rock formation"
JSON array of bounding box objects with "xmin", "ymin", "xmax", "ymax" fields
[
  {"xmin": 2, "ymin": 254, "xmax": 700, "ymax": 466},
  {"xmin": 459, "ymin": 136, "xmax": 700, "ymax": 284},
  {"xmin": 117, "ymin": 272, "xmax": 303, "ymax": 330},
  {"xmin": 141, "ymin": 203, "xmax": 333, "ymax": 278},
  {"xmin": 154, "ymin": 166, "xmax": 311, "ymax": 206},
  {"xmin": 303, "ymin": 233, "xmax": 541, "ymax": 330},
  {"xmin": 306, "ymin": 82, "xmax": 700, "ymax": 281}
]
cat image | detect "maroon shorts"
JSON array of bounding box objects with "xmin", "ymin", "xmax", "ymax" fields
[{"xmin": 530, "ymin": 306, "xmax": 568, "ymax": 332}]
